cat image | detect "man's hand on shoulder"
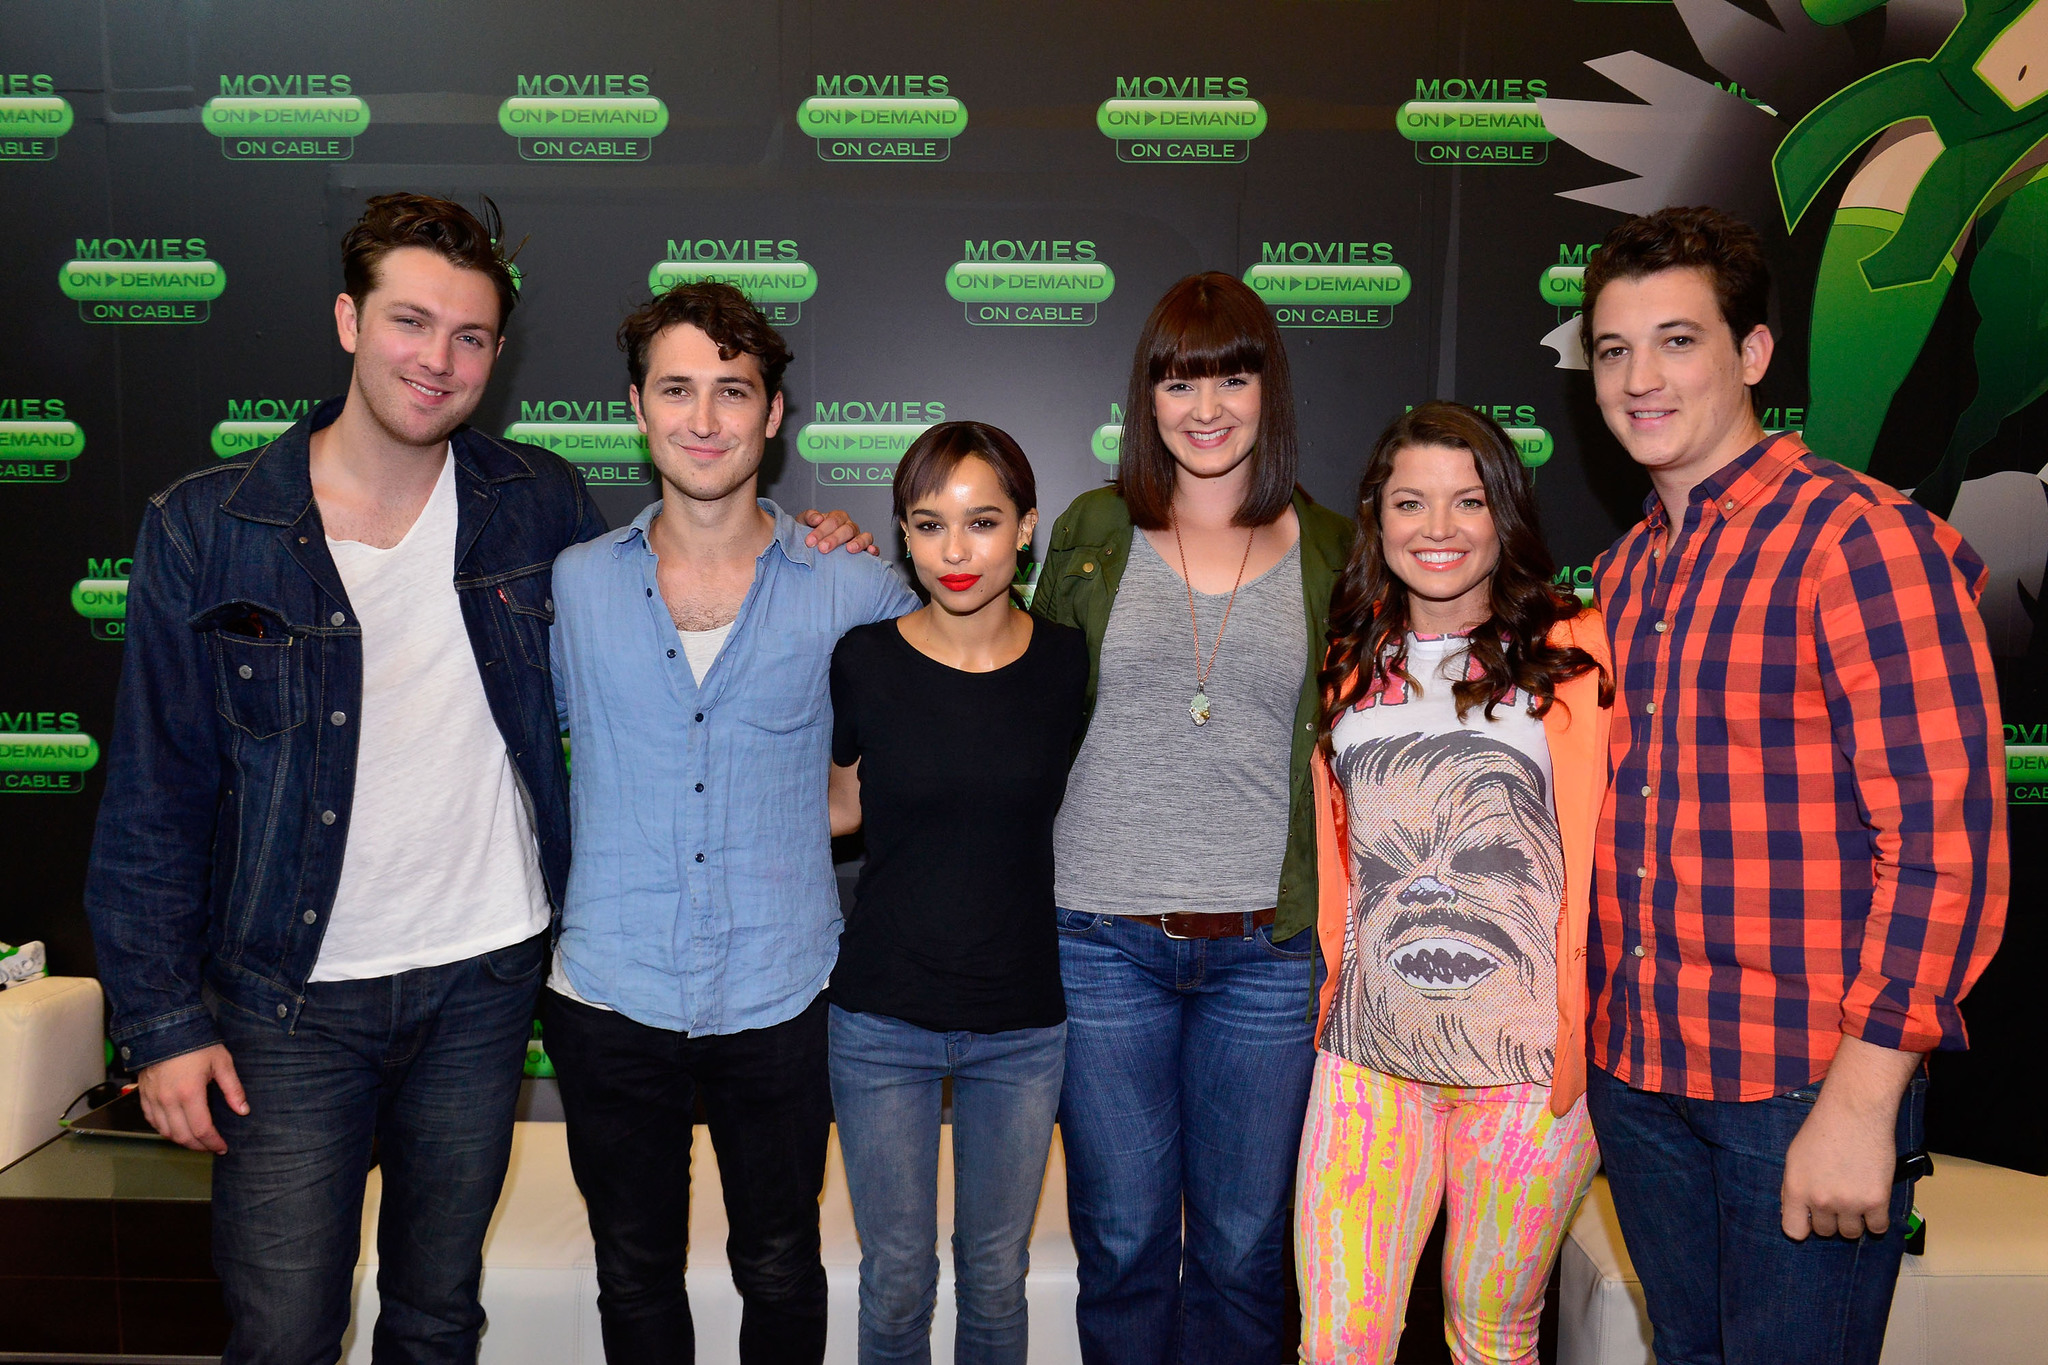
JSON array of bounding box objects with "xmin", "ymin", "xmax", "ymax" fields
[
  {"xmin": 137, "ymin": 1043, "xmax": 248, "ymax": 1154},
  {"xmin": 800, "ymin": 508, "xmax": 879, "ymax": 556},
  {"xmin": 1780, "ymin": 1034, "xmax": 1921, "ymax": 1241}
]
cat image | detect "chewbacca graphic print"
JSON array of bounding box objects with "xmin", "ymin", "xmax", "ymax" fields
[{"xmin": 1323, "ymin": 632, "xmax": 1562, "ymax": 1087}]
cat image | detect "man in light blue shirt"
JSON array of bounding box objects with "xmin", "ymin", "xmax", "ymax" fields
[{"xmin": 544, "ymin": 282, "xmax": 915, "ymax": 1365}]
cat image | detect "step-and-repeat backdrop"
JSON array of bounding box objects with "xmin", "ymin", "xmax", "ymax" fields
[{"xmin": 2, "ymin": 0, "xmax": 2041, "ymax": 1166}]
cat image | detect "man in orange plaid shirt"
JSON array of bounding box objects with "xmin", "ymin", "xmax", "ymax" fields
[{"xmin": 1579, "ymin": 207, "xmax": 2007, "ymax": 1365}]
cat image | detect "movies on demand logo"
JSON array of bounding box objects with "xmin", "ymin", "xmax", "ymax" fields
[
  {"xmin": 799, "ymin": 399, "xmax": 945, "ymax": 486},
  {"xmin": 213, "ymin": 398, "xmax": 317, "ymax": 459},
  {"xmin": 505, "ymin": 401, "xmax": 651, "ymax": 487},
  {"xmin": 649, "ymin": 238, "xmax": 818, "ymax": 327},
  {"xmin": 202, "ymin": 74, "xmax": 368, "ymax": 160},
  {"xmin": 947, "ymin": 239, "xmax": 1114, "ymax": 327},
  {"xmin": 72, "ymin": 557, "xmax": 128, "ymax": 641},
  {"xmin": 1540, "ymin": 242, "xmax": 1603, "ymax": 319},
  {"xmin": 1097, "ymin": 76, "xmax": 1266, "ymax": 164},
  {"xmin": 501, "ymin": 73, "xmax": 667, "ymax": 162},
  {"xmin": 798, "ymin": 74, "xmax": 965, "ymax": 162},
  {"xmin": 0, "ymin": 710, "xmax": 98, "ymax": 794},
  {"xmin": 2005, "ymin": 722, "xmax": 2048, "ymax": 804},
  {"xmin": 0, "ymin": 73, "xmax": 71, "ymax": 160},
  {"xmin": 1416, "ymin": 402, "xmax": 1553, "ymax": 468},
  {"xmin": 1400, "ymin": 78, "xmax": 1552, "ymax": 165},
  {"xmin": 1092, "ymin": 406, "xmax": 1123, "ymax": 466},
  {"xmin": 1245, "ymin": 241, "xmax": 1409, "ymax": 329},
  {"xmin": 62, "ymin": 237, "xmax": 224, "ymax": 324},
  {"xmin": 0, "ymin": 398, "xmax": 82, "ymax": 483}
]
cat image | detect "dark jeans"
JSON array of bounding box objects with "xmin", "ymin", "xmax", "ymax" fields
[
  {"xmin": 1053, "ymin": 910, "xmax": 1320, "ymax": 1365},
  {"xmin": 1585, "ymin": 1063, "xmax": 1928, "ymax": 1365},
  {"xmin": 208, "ymin": 931, "xmax": 547, "ymax": 1365},
  {"xmin": 543, "ymin": 990, "xmax": 832, "ymax": 1365}
]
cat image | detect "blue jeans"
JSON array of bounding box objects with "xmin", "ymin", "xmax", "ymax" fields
[
  {"xmin": 207, "ymin": 931, "xmax": 547, "ymax": 1365},
  {"xmin": 828, "ymin": 1005, "xmax": 1067, "ymax": 1365},
  {"xmin": 1585, "ymin": 1064, "xmax": 1928, "ymax": 1365},
  {"xmin": 1053, "ymin": 910, "xmax": 1320, "ymax": 1365}
]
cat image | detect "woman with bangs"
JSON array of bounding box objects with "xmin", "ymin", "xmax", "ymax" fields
[
  {"xmin": 1031, "ymin": 272, "xmax": 1354, "ymax": 1363},
  {"xmin": 1297, "ymin": 402, "xmax": 1612, "ymax": 1363}
]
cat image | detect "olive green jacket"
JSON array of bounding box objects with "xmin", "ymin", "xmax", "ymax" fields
[{"xmin": 1030, "ymin": 485, "xmax": 1355, "ymax": 944}]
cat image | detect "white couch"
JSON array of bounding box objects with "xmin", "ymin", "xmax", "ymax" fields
[
  {"xmin": 1559, "ymin": 1160, "xmax": 2048, "ymax": 1365},
  {"xmin": 345, "ymin": 1121, "xmax": 1083, "ymax": 1364},
  {"xmin": 0, "ymin": 975, "xmax": 105, "ymax": 1168}
]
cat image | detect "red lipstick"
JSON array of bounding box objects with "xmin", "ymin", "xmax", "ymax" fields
[{"xmin": 937, "ymin": 573, "xmax": 981, "ymax": 592}]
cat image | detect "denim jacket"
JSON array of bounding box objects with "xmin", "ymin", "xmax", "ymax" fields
[{"xmin": 85, "ymin": 399, "xmax": 607, "ymax": 1070}]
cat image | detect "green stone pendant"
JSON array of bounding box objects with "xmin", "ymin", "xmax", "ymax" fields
[{"xmin": 1189, "ymin": 690, "xmax": 1211, "ymax": 726}]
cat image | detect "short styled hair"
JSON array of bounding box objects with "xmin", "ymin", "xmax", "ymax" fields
[
  {"xmin": 617, "ymin": 281, "xmax": 793, "ymax": 396},
  {"xmin": 340, "ymin": 193, "xmax": 520, "ymax": 330},
  {"xmin": 1580, "ymin": 206, "xmax": 1771, "ymax": 360},
  {"xmin": 892, "ymin": 421, "xmax": 1037, "ymax": 525},
  {"xmin": 1118, "ymin": 272, "xmax": 1300, "ymax": 530}
]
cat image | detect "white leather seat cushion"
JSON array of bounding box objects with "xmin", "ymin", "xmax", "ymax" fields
[
  {"xmin": 347, "ymin": 1121, "xmax": 1082, "ymax": 1364},
  {"xmin": 0, "ymin": 976, "xmax": 106, "ymax": 1169}
]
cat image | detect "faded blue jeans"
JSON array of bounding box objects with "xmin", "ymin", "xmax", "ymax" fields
[
  {"xmin": 1586, "ymin": 1063, "xmax": 1928, "ymax": 1365},
  {"xmin": 1053, "ymin": 910, "xmax": 1320, "ymax": 1365},
  {"xmin": 208, "ymin": 932, "xmax": 546, "ymax": 1365},
  {"xmin": 827, "ymin": 1004, "xmax": 1066, "ymax": 1365}
]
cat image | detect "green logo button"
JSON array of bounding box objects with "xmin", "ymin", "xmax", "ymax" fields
[
  {"xmin": 503, "ymin": 421, "xmax": 651, "ymax": 486},
  {"xmin": 648, "ymin": 261, "xmax": 817, "ymax": 325},
  {"xmin": 0, "ymin": 418, "xmax": 82, "ymax": 483},
  {"xmin": 500, "ymin": 97, "xmax": 668, "ymax": 161},
  {"xmin": 211, "ymin": 419, "xmax": 290, "ymax": 458},
  {"xmin": 1097, "ymin": 98, "xmax": 1266, "ymax": 164},
  {"xmin": 797, "ymin": 423, "xmax": 931, "ymax": 464},
  {"xmin": 0, "ymin": 95, "xmax": 72, "ymax": 159},
  {"xmin": 0, "ymin": 731, "xmax": 99, "ymax": 793},
  {"xmin": 70, "ymin": 578, "xmax": 127, "ymax": 620},
  {"xmin": 1507, "ymin": 426, "xmax": 1554, "ymax": 468},
  {"xmin": 799, "ymin": 96, "xmax": 967, "ymax": 161},
  {"xmin": 1245, "ymin": 263, "xmax": 1410, "ymax": 328},
  {"xmin": 202, "ymin": 95, "xmax": 368, "ymax": 160},
  {"xmin": 1399, "ymin": 100, "xmax": 1552, "ymax": 165},
  {"xmin": 61, "ymin": 259, "xmax": 224, "ymax": 324},
  {"xmin": 1540, "ymin": 265, "xmax": 1585, "ymax": 308},
  {"xmin": 1091, "ymin": 424, "xmax": 1122, "ymax": 465},
  {"xmin": 948, "ymin": 260, "xmax": 1115, "ymax": 326}
]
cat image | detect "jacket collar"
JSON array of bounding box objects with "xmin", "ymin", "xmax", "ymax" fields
[{"xmin": 220, "ymin": 396, "xmax": 536, "ymax": 527}]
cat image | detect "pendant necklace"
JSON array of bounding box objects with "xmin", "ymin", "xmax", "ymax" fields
[{"xmin": 1172, "ymin": 515, "xmax": 1256, "ymax": 727}]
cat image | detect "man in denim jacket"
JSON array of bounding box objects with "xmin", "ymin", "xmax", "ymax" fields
[{"xmin": 81, "ymin": 195, "xmax": 863, "ymax": 1365}]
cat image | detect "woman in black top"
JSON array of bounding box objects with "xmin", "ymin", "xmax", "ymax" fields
[{"xmin": 827, "ymin": 421, "xmax": 1087, "ymax": 1365}]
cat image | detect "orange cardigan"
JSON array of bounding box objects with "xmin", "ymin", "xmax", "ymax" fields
[{"xmin": 1311, "ymin": 611, "xmax": 1612, "ymax": 1116}]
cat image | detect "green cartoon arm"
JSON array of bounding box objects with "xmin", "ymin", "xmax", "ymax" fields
[
  {"xmin": 1804, "ymin": 0, "xmax": 1889, "ymax": 20},
  {"xmin": 1774, "ymin": 63, "xmax": 1949, "ymax": 231},
  {"xmin": 1861, "ymin": 118, "xmax": 2048, "ymax": 286}
]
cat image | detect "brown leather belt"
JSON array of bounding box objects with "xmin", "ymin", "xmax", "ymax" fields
[{"xmin": 1125, "ymin": 908, "xmax": 1277, "ymax": 940}]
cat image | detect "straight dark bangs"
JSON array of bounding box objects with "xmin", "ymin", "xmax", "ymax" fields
[
  {"xmin": 891, "ymin": 420, "xmax": 1037, "ymax": 525},
  {"xmin": 1144, "ymin": 288, "xmax": 1271, "ymax": 385}
]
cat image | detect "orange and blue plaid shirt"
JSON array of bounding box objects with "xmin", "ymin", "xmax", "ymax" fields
[{"xmin": 1590, "ymin": 433, "xmax": 2008, "ymax": 1102}]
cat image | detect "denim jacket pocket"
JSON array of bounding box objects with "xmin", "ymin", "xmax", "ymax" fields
[
  {"xmin": 484, "ymin": 567, "xmax": 556, "ymax": 671},
  {"xmin": 200, "ymin": 604, "xmax": 305, "ymax": 740}
]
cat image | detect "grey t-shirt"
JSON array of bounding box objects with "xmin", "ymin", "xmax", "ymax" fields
[{"xmin": 1054, "ymin": 531, "xmax": 1306, "ymax": 915}]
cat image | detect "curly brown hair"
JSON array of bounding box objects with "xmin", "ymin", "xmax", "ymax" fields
[
  {"xmin": 1579, "ymin": 206, "xmax": 1771, "ymax": 363},
  {"xmin": 340, "ymin": 193, "xmax": 521, "ymax": 330},
  {"xmin": 617, "ymin": 280, "xmax": 794, "ymax": 396},
  {"xmin": 1320, "ymin": 401, "xmax": 1610, "ymax": 748}
]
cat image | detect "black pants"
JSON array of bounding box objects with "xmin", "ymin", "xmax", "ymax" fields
[{"xmin": 544, "ymin": 991, "xmax": 832, "ymax": 1365}]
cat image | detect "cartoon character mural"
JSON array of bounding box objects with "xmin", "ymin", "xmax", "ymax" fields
[
  {"xmin": 1538, "ymin": 0, "xmax": 2048, "ymax": 656},
  {"xmin": 1323, "ymin": 731, "xmax": 1563, "ymax": 1088}
]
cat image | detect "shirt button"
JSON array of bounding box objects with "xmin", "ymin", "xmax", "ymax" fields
[
  {"xmin": 321, "ymin": 809, "xmax": 336, "ymax": 825},
  {"xmin": 1653, "ymin": 620, "xmax": 1667, "ymax": 633},
  {"xmin": 1633, "ymin": 944, "xmax": 1647, "ymax": 958},
  {"xmin": 276, "ymin": 1004, "xmax": 289, "ymax": 1018},
  {"xmin": 645, "ymin": 588, "xmax": 652, "ymax": 597},
  {"xmin": 303, "ymin": 910, "xmax": 317, "ymax": 925},
  {"xmin": 239, "ymin": 665, "xmax": 254, "ymax": 679},
  {"xmin": 330, "ymin": 711, "xmax": 346, "ymax": 726},
  {"xmin": 330, "ymin": 612, "xmax": 346, "ymax": 626},
  {"xmin": 694, "ymin": 783, "xmax": 704, "ymax": 793},
  {"xmin": 694, "ymin": 713, "xmax": 704, "ymax": 723},
  {"xmin": 1724, "ymin": 499, "xmax": 1736, "ymax": 512},
  {"xmin": 1081, "ymin": 562, "xmax": 1095, "ymax": 573},
  {"xmin": 1640, "ymin": 785, "xmax": 1651, "ymax": 797},
  {"xmin": 667, "ymin": 648, "xmax": 677, "ymax": 658},
  {"xmin": 1636, "ymin": 866, "xmax": 1648, "ymax": 877},
  {"xmin": 695, "ymin": 852, "xmax": 705, "ymax": 863},
  {"xmin": 1644, "ymin": 702, "xmax": 1655, "ymax": 714}
]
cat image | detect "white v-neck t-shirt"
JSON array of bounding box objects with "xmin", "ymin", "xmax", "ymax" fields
[{"xmin": 312, "ymin": 453, "xmax": 551, "ymax": 981}]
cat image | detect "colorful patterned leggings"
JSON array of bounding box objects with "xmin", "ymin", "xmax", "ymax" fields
[{"xmin": 1294, "ymin": 1049, "xmax": 1600, "ymax": 1364}]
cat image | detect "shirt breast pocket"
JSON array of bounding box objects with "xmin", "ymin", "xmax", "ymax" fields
[
  {"xmin": 200, "ymin": 604, "xmax": 306, "ymax": 740},
  {"xmin": 736, "ymin": 633, "xmax": 832, "ymax": 734}
]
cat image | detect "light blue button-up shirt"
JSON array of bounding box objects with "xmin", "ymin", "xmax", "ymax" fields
[{"xmin": 550, "ymin": 499, "xmax": 917, "ymax": 1035}]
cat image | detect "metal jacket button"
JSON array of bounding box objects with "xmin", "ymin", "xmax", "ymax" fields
[
  {"xmin": 276, "ymin": 1004, "xmax": 289, "ymax": 1018},
  {"xmin": 303, "ymin": 910, "xmax": 317, "ymax": 924},
  {"xmin": 330, "ymin": 612, "xmax": 346, "ymax": 626},
  {"xmin": 239, "ymin": 665, "xmax": 254, "ymax": 679},
  {"xmin": 320, "ymin": 809, "xmax": 336, "ymax": 825},
  {"xmin": 330, "ymin": 711, "xmax": 346, "ymax": 726}
]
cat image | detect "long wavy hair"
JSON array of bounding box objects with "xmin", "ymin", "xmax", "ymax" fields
[{"xmin": 1320, "ymin": 401, "xmax": 1610, "ymax": 748}]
